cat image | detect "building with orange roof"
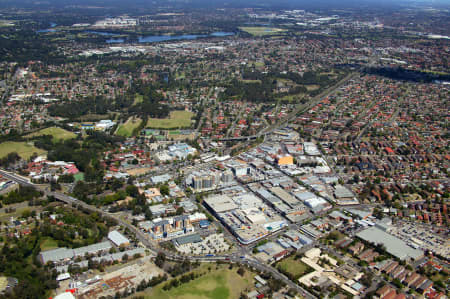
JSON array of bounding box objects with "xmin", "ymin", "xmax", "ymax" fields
[{"xmin": 277, "ymin": 154, "xmax": 294, "ymax": 166}]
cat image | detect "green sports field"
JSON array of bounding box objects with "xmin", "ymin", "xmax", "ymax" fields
[
  {"xmin": 40, "ymin": 237, "xmax": 59, "ymax": 251},
  {"xmin": 146, "ymin": 111, "xmax": 194, "ymax": 129},
  {"xmin": 0, "ymin": 141, "xmax": 46, "ymax": 159},
  {"xmin": 136, "ymin": 264, "xmax": 255, "ymax": 299},
  {"xmin": 134, "ymin": 94, "xmax": 144, "ymax": 105},
  {"xmin": 239, "ymin": 27, "xmax": 286, "ymax": 36},
  {"xmin": 277, "ymin": 256, "xmax": 313, "ymax": 279},
  {"xmin": 115, "ymin": 117, "xmax": 142, "ymax": 137},
  {"xmin": 0, "ymin": 20, "xmax": 14, "ymax": 27},
  {"xmin": 26, "ymin": 127, "xmax": 76, "ymax": 142}
]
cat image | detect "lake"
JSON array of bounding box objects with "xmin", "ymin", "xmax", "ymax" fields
[
  {"xmin": 36, "ymin": 22, "xmax": 58, "ymax": 33},
  {"xmin": 85, "ymin": 31, "xmax": 117, "ymax": 36},
  {"xmin": 37, "ymin": 28, "xmax": 234, "ymax": 43},
  {"xmin": 116, "ymin": 31, "xmax": 233, "ymax": 43}
]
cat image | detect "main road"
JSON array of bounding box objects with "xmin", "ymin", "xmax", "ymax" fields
[
  {"xmin": 0, "ymin": 169, "xmax": 317, "ymax": 299},
  {"xmin": 216, "ymin": 71, "xmax": 358, "ymax": 142},
  {"xmin": 0, "ymin": 169, "xmax": 157, "ymax": 252}
]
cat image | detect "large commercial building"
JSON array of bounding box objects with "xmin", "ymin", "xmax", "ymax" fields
[
  {"xmin": 39, "ymin": 241, "xmax": 112, "ymax": 265},
  {"xmin": 203, "ymin": 194, "xmax": 238, "ymax": 213},
  {"xmin": 204, "ymin": 193, "xmax": 287, "ymax": 244},
  {"xmin": 356, "ymin": 226, "xmax": 423, "ymax": 261}
]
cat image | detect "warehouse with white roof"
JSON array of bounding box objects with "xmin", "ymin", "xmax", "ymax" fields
[
  {"xmin": 108, "ymin": 230, "xmax": 130, "ymax": 247},
  {"xmin": 356, "ymin": 226, "xmax": 423, "ymax": 261}
]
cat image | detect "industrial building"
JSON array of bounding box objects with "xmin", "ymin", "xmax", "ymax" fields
[
  {"xmin": 39, "ymin": 241, "xmax": 112, "ymax": 265},
  {"xmin": 356, "ymin": 226, "xmax": 424, "ymax": 261},
  {"xmin": 107, "ymin": 230, "xmax": 130, "ymax": 247},
  {"xmin": 150, "ymin": 174, "xmax": 172, "ymax": 185},
  {"xmin": 55, "ymin": 248, "xmax": 145, "ymax": 273}
]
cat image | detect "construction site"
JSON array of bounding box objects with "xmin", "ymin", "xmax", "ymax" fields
[{"xmin": 57, "ymin": 256, "xmax": 165, "ymax": 299}]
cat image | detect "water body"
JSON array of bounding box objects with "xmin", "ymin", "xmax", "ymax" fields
[
  {"xmin": 37, "ymin": 28, "xmax": 57, "ymax": 33},
  {"xmin": 243, "ymin": 23, "xmax": 270, "ymax": 26},
  {"xmin": 37, "ymin": 28, "xmax": 234, "ymax": 43},
  {"xmin": 37, "ymin": 28, "xmax": 58, "ymax": 33},
  {"xmin": 85, "ymin": 30, "xmax": 117, "ymax": 36},
  {"xmin": 210, "ymin": 32, "xmax": 235, "ymax": 37},
  {"xmin": 138, "ymin": 31, "xmax": 233, "ymax": 43},
  {"xmin": 36, "ymin": 22, "xmax": 58, "ymax": 33},
  {"xmin": 103, "ymin": 32, "xmax": 234, "ymax": 43},
  {"xmin": 86, "ymin": 31, "xmax": 125, "ymax": 43},
  {"xmin": 106, "ymin": 38, "xmax": 125, "ymax": 43}
]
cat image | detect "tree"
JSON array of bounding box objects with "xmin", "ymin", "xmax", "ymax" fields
[
  {"xmin": 287, "ymin": 288, "xmax": 297, "ymax": 297},
  {"xmin": 0, "ymin": 152, "xmax": 20, "ymax": 167},
  {"xmin": 126, "ymin": 185, "xmax": 139, "ymax": 197},
  {"xmin": 155, "ymin": 252, "xmax": 166, "ymax": 268},
  {"xmin": 50, "ymin": 181, "xmax": 61, "ymax": 191},
  {"xmin": 111, "ymin": 179, "xmax": 124, "ymax": 191},
  {"xmin": 237, "ymin": 267, "xmax": 245, "ymax": 277},
  {"xmin": 392, "ymin": 278, "xmax": 403, "ymax": 289},
  {"xmin": 159, "ymin": 184, "xmax": 169, "ymax": 196},
  {"xmin": 21, "ymin": 209, "xmax": 32, "ymax": 219},
  {"xmin": 58, "ymin": 174, "xmax": 74, "ymax": 183},
  {"xmin": 375, "ymin": 243, "xmax": 387, "ymax": 254},
  {"xmin": 360, "ymin": 272, "xmax": 374, "ymax": 287},
  {"xmin": 145, "ymin": 208, "xmax": 153, "ymax": 220}
]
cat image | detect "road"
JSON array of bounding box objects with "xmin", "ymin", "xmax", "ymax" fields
[
  {"xmin": 226, "ymin": 102, "xmax": 246, "ymax": 137},
  {"xmin": 0, "ymin": 169, "xmax": 157, "ymax": 252},
  {"xmin": 260, "ymin": 72, "xmax": 358, "ymax": 136},
  {"xmin": 0, "ymin": 169, "xmax": 317, "ymax": 299},
  {"xmin": 215, "ymin": 72, "xmax": 358, "ymax": 143},
  {"xmin": 1, "ymin": 80, "xmax": 10, "ymax": 103}
]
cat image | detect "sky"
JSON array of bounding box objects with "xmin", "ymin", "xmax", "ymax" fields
[{"xmin": 0, "ymin": 0, "xmax": 449, "ymax": 9}]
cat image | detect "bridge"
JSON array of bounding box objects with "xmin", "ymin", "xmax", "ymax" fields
[{"xmin": 216, "ymin": 134, "xmax": 264, "ymax": 142}]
